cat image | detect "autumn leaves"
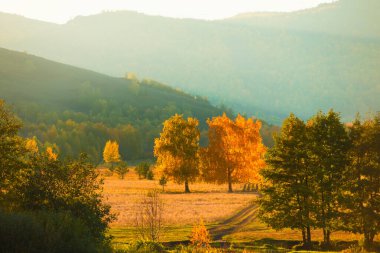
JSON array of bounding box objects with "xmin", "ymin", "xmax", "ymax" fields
[{"xmin": 154, "ymin": 113, "xmax": 266, "ymax": 193}]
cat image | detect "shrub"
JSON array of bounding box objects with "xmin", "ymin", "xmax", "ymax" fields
[
  {"xmin": 190, "ymin": 219, "xmax": 211, "ymax": 249},
  {"xmin": 135, "ymin": 190, "xmax": 164, "ymax": 242},
  {"xmin": 136, "ymin": 162, "xmax": 151, "ymax": 179},
  {"xmin": 146, "ymin": 168, "xmax": 154, "ymax": 180},
  {"xmin": 116, "ymin": 241, "xmax": 166, "ymax": 253},
  {"xmin": 0, "ymin": 210, "xmax": 111, "ymax": 253},
  {"xmin": 115, "ymin": 161, "xmax": 129, "ymax": 179}
]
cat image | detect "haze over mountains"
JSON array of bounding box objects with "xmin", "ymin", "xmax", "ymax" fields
[{"xmin": 0, "ymin": 0, "xmax": 379, "ymax": 123}]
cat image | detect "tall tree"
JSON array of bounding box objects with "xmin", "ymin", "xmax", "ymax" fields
[
  {"xmin": 307, "ymin": 110, "xmax": 349, "ymax": 247},
  {"xmin": 200, "ymin": 114, "xmax": 266, "ymax": 192},
  {"xmin": 259, "ymin": 114, "xmax": 314, "ymax": 248},
  {"xmin": 103, "ymin": 140, "xmax": 121, "ymax": 169},
  {"xmin": 0, "ymin": 100, "xmax": 25, "ymax": 205},
  {"xmin": 154, "ymin": 114, "xmax": 200, "ymax": 193},
  {"xmin": 340, "ymin": 113, "xmax": 380, "ymax": 250}
]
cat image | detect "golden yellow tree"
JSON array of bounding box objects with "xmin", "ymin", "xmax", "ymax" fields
[
  {"xmin": 200, "ymin": 113, "xmax": 266, "ymax": 192},
  {"xmin": 190, "ymin": 219, "xmax": 211, "ymax": 248},
  {"xmin": 103, "ymin": 140, "xmax": 121, "ymax": 169},
  {"xmin": 154, "ymin": 114, "xmax": 200, "ymax": 193},
  {"xmin": 25, "ymin": 137, "xmax": 39, "ymax": 154},
  {"xmin": 46, "ymin": 146, "xmax": 58, "ymax": 161}
]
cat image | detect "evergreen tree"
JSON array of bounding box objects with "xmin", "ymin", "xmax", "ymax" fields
[
  {"xmin": 307, "ymin": 110, "xmax": 349, "ymax": 247},
  {"xmin": 340, "ymin": 113, "xmax": 380, "ymax": 250},
  {"xmin": 259, "ymin": 113, "xmax": 314, "ymax": 247}
]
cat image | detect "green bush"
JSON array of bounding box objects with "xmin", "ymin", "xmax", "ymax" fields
[
  {"xmin": 0, "ymin": 210, "xmax": 112, "ymax": 253},
  {"xmin": 115, "ymin": 241, "xmax": 166, "ymax": 253}
]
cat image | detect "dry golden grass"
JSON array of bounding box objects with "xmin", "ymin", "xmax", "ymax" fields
[
  {"xmin": 101, "ymin": 167, "xmax": 379, "ymax": 244},
  {"xmin": 102, "ymin": 168, "xmax": 257, "ymax": 227}
]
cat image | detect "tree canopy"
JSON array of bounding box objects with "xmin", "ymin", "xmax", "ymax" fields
[
  {"xmin": 201, "ymin": 114, "xmax": 266, "ymax": 192},
  {"xmin": 154, "ymin": 114, "xmax": 200, "ymax": 193}
]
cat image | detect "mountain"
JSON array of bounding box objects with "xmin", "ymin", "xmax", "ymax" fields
[
  {"xmin": 0, "ymin": 48, "xmax": 278, "ymax": 162},
  {"xmin": 0, "ymin": 0, "xmax": 379, "ymax": 124},
  {"xmin": 227, "ymin": 0, "xmax": 380, "ymax": 39}
]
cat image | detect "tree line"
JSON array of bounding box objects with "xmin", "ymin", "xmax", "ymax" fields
[{"xmin": 259, "ymin": 110, "xmax": 380, "ymax": 251}]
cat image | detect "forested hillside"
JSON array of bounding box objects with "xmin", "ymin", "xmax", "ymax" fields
[
  {"xmin": 0, "ymin": 48, "xmax": 278, "ymax": 162},
  {"xmin": 0, "ymin": 0, "xmax": 379, "ymax": 124}
]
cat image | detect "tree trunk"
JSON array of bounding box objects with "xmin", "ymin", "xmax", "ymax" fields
[
  {"xmin": 306, "ymin": 225, "xmax": 312, "ymax": 248},
  {"xmin": 227, "ymin": 168, "xmax": 233, "ymax": 193},
  {"xmin": 363, "ymin": 231, "xmax": 375, "ymax": 251},
  {"xmin": 302, "ymin": 228, "xmax": 306, "ymax": 245},
  {"xmin": 323, "ymin": 229, "xmax": 331, "ymax": 248},
  {"xmin": 184, "ymin": 180, "xmax": 190, "ymax": 193}
]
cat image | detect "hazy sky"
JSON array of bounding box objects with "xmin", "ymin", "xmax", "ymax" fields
[{"xmin": 0, "ymin": 0, "xmax": 336, "ymax": 24}]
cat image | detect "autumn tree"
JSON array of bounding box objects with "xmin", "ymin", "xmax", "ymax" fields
[
  {"xmin": 307, "ymin": 110, "xmax": 349, "ymax": 248},
  {"xmin": 154, "ymin": 114, "xmax": 200, "ymax": 193},
  {"xmin": 200, "ymin": 113, "xmax": 266, "ymax": 192},
  {"xmin": 46, "ymin": 146, "xmax": 58, "ymax": 161},
  {"xmin": 259, "ymin": 114, "xmax": 315, "ymax": 248},
  {"xmin": 25, "ymin": 137, "xmax": 39, "ymax": 154},
  {"xmin": 103, "ymin": 140, "xmax": 121, "ymax": 169},
  {"xmin": 340, "ymin": 113, "xmax": 380, "ymax": 251},
  {"xmin": 190, "ymin": 219, "xmax": 211, "ymax": 249}
]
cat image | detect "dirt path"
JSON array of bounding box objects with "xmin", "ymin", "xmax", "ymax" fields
[{"xmin": 209, "ymin": 201, "xmax": 259, "ymax": 240}]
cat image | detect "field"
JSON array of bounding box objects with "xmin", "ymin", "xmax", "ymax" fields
[{"xmin": 102, "ymin": 168, "xmax": 378, "ymax": 248}]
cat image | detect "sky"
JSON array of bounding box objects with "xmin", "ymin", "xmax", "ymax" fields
[{"xmin": 0, "ymin": 0, "xmax": 336, "ymax": 24}]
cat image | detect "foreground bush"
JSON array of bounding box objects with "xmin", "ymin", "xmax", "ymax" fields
[
  {"xmin": 113, "ymin": 241, "xmax": 166, "ymax": 253},
  {"xmin": 0, "ymin": 210, "xmax": 112, "ymax": 253}
]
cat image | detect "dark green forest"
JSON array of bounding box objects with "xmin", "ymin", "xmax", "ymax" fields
[{"xmin": 0, "ymin": 48, "xmax": 278, "ymax": 163}]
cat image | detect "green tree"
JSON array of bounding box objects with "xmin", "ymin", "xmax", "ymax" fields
[
  {"xmin": 307, "ymin": 110, "xmax": 349, "ymax": 247},
  {"xmin": 154, "ymin": 114, "xmax": 200, "ymax": 193},
  {"xmin": 13, "ymin": 153, "xmax": 115, "ymax": 242},
  {"xmin": 115, "ymin": 161, "xmax": 129, "ymax": 179},
  {"xmin": 136, "ymin": 162, "xmax": 151, "ymax": 179},
  {"xmin": 259, "ymin": 114, "xmax": 314, "ymax": 248},
  {"xmin": 340, "ymin": 114, "xmax": 380, "ymax": 251},
  {"xmin": 159, "ymin": 176, "xmax": 168, "ymax": 192},
  {"xmin": 0, "ymin": 100, "xmax": 25, "ymax": 206}
]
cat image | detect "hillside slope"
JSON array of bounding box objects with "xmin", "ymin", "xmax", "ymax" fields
[
  {"xmin": 1, "ymin": 0, "xmax": 379, "ymax": 123},
  {"xmin": 0, "ymin": 48, "xmax": 278, "ymax": 162},
  {"xmin": 0, "ymin": 48, "xmax": 220, "ymax": 162}
]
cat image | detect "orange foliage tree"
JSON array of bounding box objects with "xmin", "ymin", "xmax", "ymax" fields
[
  {"xmin": 25, "ymin": 137, "xmax": 39, "ymax": 154},
  {"xmin": 46, "ymin": 146, "xmax": 58, "ymax": 161},
  {"xmin": 200, "ymin": 113, "xmax": 266, "ymax": 192},
  {"xmin": 154, "ymin": 114, "xmax": 200, "ymax": 193}
]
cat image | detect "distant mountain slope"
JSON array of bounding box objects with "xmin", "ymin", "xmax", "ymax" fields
[
  {"xmin": 227, "ymin": 0, "xmax": 380, "ymax": 39},
  {"xmin": 0, "ymin": 0, "xmax": 379, "ymax": 124},
  {"xmin": 0, "ymin": 48, "xmax": 279, "ymax": 161}
]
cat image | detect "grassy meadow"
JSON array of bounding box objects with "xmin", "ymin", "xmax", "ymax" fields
[{"xmin": 102, "ymin": 167, "xmax": 377, "ymax": 248}]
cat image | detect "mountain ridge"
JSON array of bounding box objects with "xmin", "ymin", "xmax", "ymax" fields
[{"xmin": 0, "ymin": 0, "xmax": 379, "ymax": 124}]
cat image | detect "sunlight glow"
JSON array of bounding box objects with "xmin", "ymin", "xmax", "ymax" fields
[{"xmin": 0, "ymin": 0, "xmax": 336, "ymax": 24}]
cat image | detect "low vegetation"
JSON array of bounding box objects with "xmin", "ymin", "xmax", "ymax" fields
[{"xmin": 1, "ymin": 99, "xmax": 379, "ymax": 252}]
